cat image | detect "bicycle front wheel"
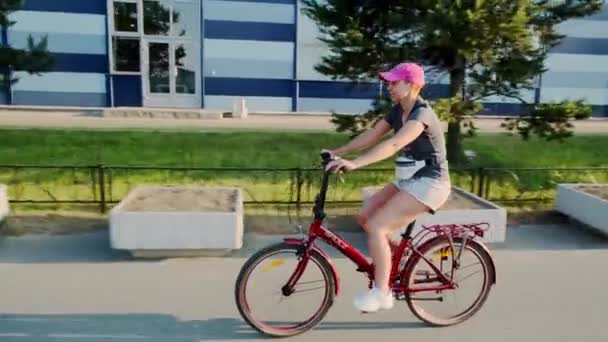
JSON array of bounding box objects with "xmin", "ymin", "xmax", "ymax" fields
[
  {"xmin": 404, "ymin": 237, "xmax": 494, "ymax": 326},
  {"xmin": 234, "ymin": 242, "xmax": 335, "ymax": 338}
]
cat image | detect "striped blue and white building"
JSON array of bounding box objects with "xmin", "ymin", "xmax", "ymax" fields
[{"xmin": 1, "ymin": 0, "xmax": 607, "ymax": 116}]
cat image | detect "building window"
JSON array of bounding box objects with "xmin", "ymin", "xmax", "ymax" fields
[
  {"xmin": 113, "ymin": 1, "xmax": 138, "ymax": 33},
  {"xmin": 143, "ymin": 0, "xmax": 171, "ymax": 36},
  {"xmin": 113, "ymin": 37, "xmax": 140, "ymax": 72},
  {"xmin": 172, "ymin": 2, "xmax": 195, "ymax": 38},
  {"xmin": 110, "ymin": 0, "xmax": 141, "ymax": 73},
  {"xmin": 109, "ymin": 0, "xmax": 197, "ymax": 74}
]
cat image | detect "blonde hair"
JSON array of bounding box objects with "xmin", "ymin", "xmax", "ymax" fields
[{"xmin": 401, "ymin": 84, "xmax": 423, "ymax": 118}]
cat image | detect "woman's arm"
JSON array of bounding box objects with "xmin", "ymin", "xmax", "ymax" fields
[
  {"xmin": 331, "ymin": 119, "xmax": 392, "ymax": 156},
  {"xmin": 351, "ymin": 120, "xmax": 425, "ymax": 169}
]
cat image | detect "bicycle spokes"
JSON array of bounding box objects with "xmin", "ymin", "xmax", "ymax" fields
[
  {"xmin": 404, "ymin": 237, "xmax": 493, "ymax": 326},
  {"xmin": 235, "ymin": 243, "xmax": 335, "ymax": 337}
]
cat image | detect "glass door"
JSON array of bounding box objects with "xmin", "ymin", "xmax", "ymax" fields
[
  {"xmin": 143, "ymin": 40, "xmax": 171, "ymax": 106},
  {"xmin": 173, "ymin": 41, "xmax": 199, "ymax": 107},
  {"xmin": 141, "ymin": 0, "xmax": 200, "ymax": 108}
]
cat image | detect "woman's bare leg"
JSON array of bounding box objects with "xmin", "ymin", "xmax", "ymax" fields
[
  {"xmin": 358, "ymin": 183, "xmax": 400, "ymax": 252},
  {"xmin": 365, "ymin": 191, "xmax": 430, "ymax": 293},
  {"xmin": 358, "ymin": 183, "xmax": 399, "ymax": 231}
]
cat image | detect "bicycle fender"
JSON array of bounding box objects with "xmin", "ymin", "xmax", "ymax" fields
[
  {"xmin": 476, "ymin": 240, "xmax": 497, "ymax": 285},
  {"xmin": 283, "ymin": 238, "xmax": 341, "ymax": 296}
]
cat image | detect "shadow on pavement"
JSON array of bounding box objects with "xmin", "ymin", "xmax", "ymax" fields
[
  {"xmin": 0, "ymin": 313, "xmax": 428, "ymax": 341},
  {"xmin": 0, "ymin": 231, "xmax": 131, "ymax": 264},
  {"xmin": 1, "ymin": 222, "xmax": 607, "ymax": 264}
]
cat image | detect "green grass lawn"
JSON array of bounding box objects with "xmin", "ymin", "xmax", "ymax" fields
[
  {"xmin": 0, "ymin": 128, "xmax": 349, "ymax": 168},
  {"xmin": 465, "ymin": 134, "xmax": 608, "ymax": 168},
  {"xmin": 2, "ymin": 128, "xmax": 608, "ymax": 168},
  {"xmin": 1, "ymin": 128, "xmax": 607, "ymax": 211}
]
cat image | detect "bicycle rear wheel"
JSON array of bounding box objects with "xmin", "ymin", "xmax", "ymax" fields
[
  {"xmin": 404, "ymin": 237, "xmax": 494, "ymax": 326},
  {"xmin": 234, "ymin": 242, "xmax": 335, "ymax": 337}
]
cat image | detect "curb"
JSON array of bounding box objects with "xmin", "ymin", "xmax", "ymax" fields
[{"xmin": 1, "ymin": 105, "xmax": 607, "ymax": 121}]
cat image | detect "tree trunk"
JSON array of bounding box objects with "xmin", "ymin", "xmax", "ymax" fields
[{"xmin": 447, "ymin": 56, "xmax": 466, "ymax": 165}]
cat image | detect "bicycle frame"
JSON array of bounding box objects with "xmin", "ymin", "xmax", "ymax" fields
[
  {"xmin": 305, "ymin": 218, "xmax": 455, "ymax": 290},
  {"xmin": 282, "ymin": 154, "xmax": 458, "ymax": 297}
]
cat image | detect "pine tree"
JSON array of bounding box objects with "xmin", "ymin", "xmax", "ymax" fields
[
  {"xmin": 0, "ymin": 0, "xmax": 54, "ymax": 101},
  {"xmin": 302, "ymin": 0, "xmax": 602, "ymax": 164}
]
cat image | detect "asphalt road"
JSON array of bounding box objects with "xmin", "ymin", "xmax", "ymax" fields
[{"xmin": 0, "ymin": 224, "xmax": 607, "ymax": 342}]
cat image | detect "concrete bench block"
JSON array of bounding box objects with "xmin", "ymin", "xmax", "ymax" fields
[
  {"xmin": 110, "ymin": 186, "xmax": 243, "ymax": 257},
  {"xmin": 363, "ymin": 186, "xmax": 507, "ymax": 243},
  {"xmin": 555, "ymin": 184, "xmax": 608, "ymax": 236}
]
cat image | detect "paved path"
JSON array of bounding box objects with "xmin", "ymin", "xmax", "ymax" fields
[
  {"xmin": 0, "ymin": 224, "xmax": 607, "ymax": 341},
  {"xmin": 1, "ymin": 109, "xmax": 607, "ymax": 133}
]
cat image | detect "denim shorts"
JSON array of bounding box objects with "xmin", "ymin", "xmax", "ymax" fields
[{"xmin": 393, "ymin": 176, "xmax": 451, "ymax": 213}]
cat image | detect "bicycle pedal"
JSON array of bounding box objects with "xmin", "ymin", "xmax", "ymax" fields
[{"xmin": 394, "ymin": 294, "xmax": 407, "ymax": 301}]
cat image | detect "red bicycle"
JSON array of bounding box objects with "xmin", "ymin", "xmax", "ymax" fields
[{"xmin": 234, "ymin": 153, "xmax": 496, "ymax": 337}]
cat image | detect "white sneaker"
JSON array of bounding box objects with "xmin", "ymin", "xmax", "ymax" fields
[{"xmin": 353, "ymin": 287, "xmax": 394, "ymax": 313}]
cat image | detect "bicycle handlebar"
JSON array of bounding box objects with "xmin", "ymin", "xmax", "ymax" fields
[{"xmin": 320, "ymin": 151, "xmax": 334, "ymax": 166}]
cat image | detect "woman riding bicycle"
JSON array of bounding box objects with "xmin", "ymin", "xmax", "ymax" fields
[{"xmin": 324, "ymin": 62, "xmax": 451, "ymax": 313}]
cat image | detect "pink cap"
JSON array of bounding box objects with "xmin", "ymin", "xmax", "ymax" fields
[{"xmin": 379, "ymin": 62, "xmax": 425, "ymax": 87}]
